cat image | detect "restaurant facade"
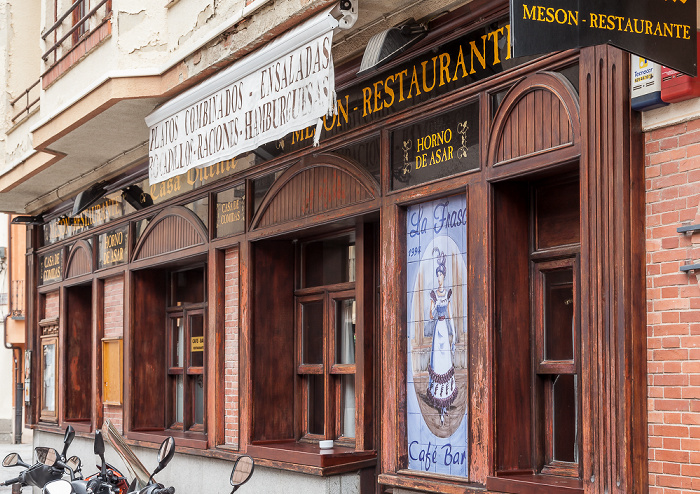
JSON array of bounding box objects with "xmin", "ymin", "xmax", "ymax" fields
[{"xmin": 12, "ymin": 0, "xmax": 668, "ymax": 492}]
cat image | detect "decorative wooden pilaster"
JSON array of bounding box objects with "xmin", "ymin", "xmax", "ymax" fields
[{"xmin": 579, "ymin": 45, "xmax": 647, "ymax": 493}]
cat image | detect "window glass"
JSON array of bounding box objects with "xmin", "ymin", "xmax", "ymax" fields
[
  {"xmin": 194, "ymin": 375, "xmax": 205, "ymax": 425},
  {"xmin": 302, "ymin": 301, "xmax": 324, "ymax": 365},
  {"xmin": 190, "ymin": 314, "xmax": 204, "ymax": 368},
  {"xmin": 175, "ymin": 375, "xmax": 184, "ymax": 424},
  {"xmin": 491, "ymin": 87, "xmax": 511, "ymax": 118},
  {"xmin": 166, "ymin": 267, "xmax": 206, "ymax": 432},
  {"xmin": 558, "ymin": 64, "xmax": 580, "ymax": 93},
  {"xmin": 552, "ymin": 374, "xmax": 577, "ymax": 462},
  {"xmin": 335, "ymin": 299, "xmax": 356, "ymax": 365},
  {"xmin": 185, "ymin": 196, "xmax": 209, "ymax": 229},
  {"xmin": 340, "ymin": 374, "xmax": 355, "ymax": 438},
  {"xmin": 308, "ymin": 375, "xmax": 325, "ymax": 436},
  {"xmin": 134, "ymin": 217, "xmax": 151, "ymax": 243},
  {"xmin": 333, "ymin": 136, "xmax": 381, "ymax": 184},
  {"xmin": 42, "ymin": 341, "xmax": 56, "ymax": 412},
  {"xmin": 544, "ymin": 269, "xmax": 574, "ymax": 361},
  {"xmin": 252, "ymin": 170, "xmax": 285, "ymax": 217},
  {"xmin": 171, "ymin": 268, "xmax": 205, "ymax": 305},
  {"xmin": 172, "ymin": 317, "xmax": 184, "ymax": 368},
  {"xmin": 301, "ymin": 235, "xmax": 355, "ymax": 288}
]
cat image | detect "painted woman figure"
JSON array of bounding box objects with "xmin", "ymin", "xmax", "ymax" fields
[{"xmin": 425, "ymin": 247, "xmax": 458, "ymax": 425}]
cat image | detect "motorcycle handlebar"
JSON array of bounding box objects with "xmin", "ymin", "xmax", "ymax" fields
[
  {"xmin": 2, "ymin": 476, "xmax": 22, "ymax": 486},
  {"xmin": 152, "ymin": 486, "xmax": 175, "ymax": 494}
]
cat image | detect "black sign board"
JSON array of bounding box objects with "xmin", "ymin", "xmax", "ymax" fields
[
  {"xmin": 391, "ymin": 102, "xmax": 480, "ymax": 190},
  {"xmin": 511, "ymin": 0, "xmax": 697, "ymax": 76},
  {"xmin": 98, "ymin": 226, "xmax": 128, "ymax": 269},
  {"xmin": 40, "ymin": 249, "xmax": 63, "ymax": 285},
  {"xmin": 215, "ymin": 184, "xmax": 246, "ymax": 238}
]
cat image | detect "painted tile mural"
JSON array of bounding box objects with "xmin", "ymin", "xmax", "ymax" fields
[{"xmin": 406, "ymin": 194, "xmax": 468, "ymax": 477}]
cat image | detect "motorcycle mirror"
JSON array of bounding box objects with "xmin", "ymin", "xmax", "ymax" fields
[
  {"xmin": 2, "ymin": 453, "xmax": 19, "ymax": 467},
  {"xmin": 43, "ymin": 479, "xmax": 74, "ymax": 494},
  {"xmin": 35, "ymin": 447, "xmax": 60, "ymax": 467},
  {"xmin": 229, "ymin": 455, "xmax": 254, "ymax": 491},
  {"xmin": 94, "ymin": 430, "xmax": 107, "ymax": 478},
  {"xmin": 61, "ymin": 425, "xmax": 75, "ymax": 459},
  {"xmin": 157, "ymin": 437, "xmax": 175, "ymax": 467},
  {"xmin": 65, "ymin": 455, "xmax": 81, "ymax": 472},
  {"xmin": 149, "ymin": 436, "xmax": 176, "ymax": 483},
  {"xmin": 94, "ymin": 430, "xmax": 105, "ymax": 456}
]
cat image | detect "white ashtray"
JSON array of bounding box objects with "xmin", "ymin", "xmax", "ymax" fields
[{"xmin": 319, "ymin": 440, "xmax": 334, "ymax": 449}]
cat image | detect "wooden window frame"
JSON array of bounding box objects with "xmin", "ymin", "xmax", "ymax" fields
[
  {"xmin": 166, "ymin": 306, "xmax": 206, "ymax": 434},
  {"xmin": 295, "ymin": 287, "xmax": 357, "ymax": 446},
  {"xmin": 40, "ymin": 331, "xmax": 59, "ymax": 423},
  {"xmin": 532, "ymin": 256, "xmax": 581, "ymax": 478},
  {"xmin": 71, "ymin": 0, "xmax": 87, "ymax": 45}
]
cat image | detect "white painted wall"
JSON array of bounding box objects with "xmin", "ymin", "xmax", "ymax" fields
[
  {"xmin": 35, "ymin": 432, "xmax": 366, "ymax": 494},
  {"xmin": 0, "ymin": 214, "xmax": 12, "ymax": 443}
]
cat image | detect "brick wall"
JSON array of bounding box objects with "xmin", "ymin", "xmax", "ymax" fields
[
  {"xmin": 224, "ymin": 248, "xmax": 240, "ymax": 447},
  {"xmin": 103, "ymin": 276, "xmax": 124, "ymax": 434},
  {"xmin": 44, "ymin": 290, "xmax": 59, "ymax": 319},
  {"xmin": 646, "ymin": 118, "xmax": 700, "ymax": 493}
]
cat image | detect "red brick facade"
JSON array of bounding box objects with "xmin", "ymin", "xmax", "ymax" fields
[
  {"xmin": 224, "ymin": 248, "xmax": 240, "ymax": 447},
  {"xmin": 646, "ymin": 118, "xmax": 700, "ymax": 493},
  {"xmin": 44, "ymin": 291, "xmax": 60, "ymax": 319},
  {"xmin": 103, "ymin": 276, "xmax": 124, "ymax": 433}
]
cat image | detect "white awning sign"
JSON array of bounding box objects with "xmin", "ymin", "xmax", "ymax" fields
[{"xmin": 147, "ymin": 30, "xmax": 336, "ymax": 184}]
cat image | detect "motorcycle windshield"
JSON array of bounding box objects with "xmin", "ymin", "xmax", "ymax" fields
[{"xmin": 102, "ymin": 420, "xmax": 150, "ymax": 488}]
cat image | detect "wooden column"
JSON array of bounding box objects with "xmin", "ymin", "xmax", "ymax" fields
[{"xmin": 579, "ymin": 45, "xmax": 647, "ymax": 494}]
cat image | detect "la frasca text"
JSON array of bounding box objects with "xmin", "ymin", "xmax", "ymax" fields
[{"xmin": 522, "ymin": 4, "xmax": 692, "ymax": 40}]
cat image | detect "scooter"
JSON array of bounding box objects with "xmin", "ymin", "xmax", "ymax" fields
[
  {"xmin": 1, "ymin": 425, "xmax": 81, "ymax": 489},
  {"xmin": 37, "ymin": 429, "xmax": 175, "ymax": 494}
]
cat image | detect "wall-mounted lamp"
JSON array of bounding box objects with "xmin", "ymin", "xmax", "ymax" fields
[
  {"xmin": 357, "ymin": 19, "xmax": 428, "ymax": 76},
  {"xmin": 72, "ymin": 182, "xmax": 107, "ymax": 216},
  {"xmin": 121, "ymin": 185, "xmax": 154, "ymax": 211},
  {"xmin": 11, "ymin": 215, "xmax": 44, "ymax": 225}
]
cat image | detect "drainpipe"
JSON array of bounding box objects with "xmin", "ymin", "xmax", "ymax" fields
[{"xmin": 3, "ymin": 217, "xmax": 22, "ymax": 444}]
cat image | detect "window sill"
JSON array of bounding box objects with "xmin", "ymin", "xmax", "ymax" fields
[
  {"xmin": 378, "ymin": 471, "xmax": 485, "ymax": 494},
  {"xmin": 246, "ymin": 440, "xmax": 376, "ymax": 475},
  {"xmin": 486, "ymin": 474, "xmax": 583, "ymax": 494},
  {"xmin": 127, "ymin": 430, "xmax": 207, "ymax": 450}
]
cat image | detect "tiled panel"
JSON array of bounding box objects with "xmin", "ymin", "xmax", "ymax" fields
[{"xmin": 406, "ymin": 194, "xmax": 469, "ymax": 478}]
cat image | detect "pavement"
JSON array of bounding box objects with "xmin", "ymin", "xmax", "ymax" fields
[{"xmin": 0, "ymin": 430, "xmax": 34, "ymax": 493}]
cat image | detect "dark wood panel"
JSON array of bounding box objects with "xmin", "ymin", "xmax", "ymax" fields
[
  {"xmin": 579, "ymin": 45, "xmax": 646, "ymax": 494},
  {"xmin": 66, "ymin": 240, "xmax": 93, "ymax": 279},
  {"xmin": 488, "ymin": 73, "xmax": 580, "ymax": 170},
  {"xmin": 130, "ymin": 269, "xmax": 167, "ymax": 430},
  {"xmin": 535, "ymin": 178, "xmax": 580, "ymax": 250},
  {"xmin": 493, "ymin": 182, "xmax": 532, "ymax": 472},
  {"xmin": 258, "ymin": 166, "xmax": 373, "ymax": 228},
  {"xmin": 251, "ymin": 240, "xmax": 295, "ymax": 441},
  {"xmin": 252, "ymin": 154, "xmax": 379, "ymax": 231},
  {"xmin": 64, "ymin": 284, "xmax": 92, "ymax": 422},
  {"xmin": 502, "ymin": 88, "xmax": 571, "ymax": 164},
  {"xmin": 133, "ymin": 206, "xmax": 207, "ymax": 262}
]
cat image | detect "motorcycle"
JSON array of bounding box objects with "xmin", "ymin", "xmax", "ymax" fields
[
  {"xmin": 34, "ymin": 419, "xmax": 253, "ymax": 494},
  {"xmin": 36, "ymin": 427, "xmax": 175, "ymax": 494},
  {"xmin": 1, "ymin": 425, "xmax": 81, "ymax": 490}
]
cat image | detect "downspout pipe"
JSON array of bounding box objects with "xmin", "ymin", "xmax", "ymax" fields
[{"xmin": 3, "ymin": 217, "xmax": 23, "ymax": 444}]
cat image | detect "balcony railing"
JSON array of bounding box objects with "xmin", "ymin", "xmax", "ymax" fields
[
  {"xmin": 41, "ymin": 0, "xmax": 112, "ymax": 65},
  {"xmin": 11, "ymin": 280, "xmax": 24, "ymax": 318},
  {"xmin": 10, "ymin": 79, "xmax": 40, "ymax": 124}
]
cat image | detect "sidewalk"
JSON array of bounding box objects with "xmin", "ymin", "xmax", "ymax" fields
[{"xmin": 0, "ymin": 431, "xmax": 33, "ymax": 493}]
